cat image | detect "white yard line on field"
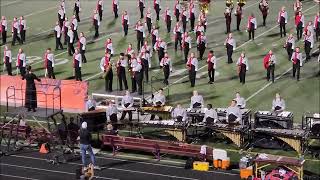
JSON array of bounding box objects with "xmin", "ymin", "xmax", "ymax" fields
[{"xmin": 0, "ymin": 0, "xmax": 22, "ymax": 7}]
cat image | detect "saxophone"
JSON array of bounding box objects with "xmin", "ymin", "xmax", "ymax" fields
[{"xmin": 102, "ymin": 63, "xmax": 112, "ymax": 79}]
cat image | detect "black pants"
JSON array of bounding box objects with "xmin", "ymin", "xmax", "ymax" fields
[
  {"xmin": 73, "ymin": 30, "xmax": 79, "ymax": 42},
  {"xmin": 98, "ymin": 8, "xmax": 103, "ymax": 21},
  {"xmin": 152, "ymin": 35, "xmax": 156, "ymax": 48},
  {"xmin": 75, "ymin": 9, "xmax": 80, "ymax": 22},
  {"xmin": 292, "ymin": 61, "xmax": 300, "ymax": 80},
  {"xmin": 143, "ymin": 59, "xmax": 149, "ymax": 82},
  {"xmin": 304, "ymin": 41, "xmax": 311, "ymax": 61},
  {"xmin": 190, "ymin": 14, "xmax": 195, "ymax": 31},
  {"xmin": 56, "ymin": 37, "xmax": 63, "ymax": 50},
  {"xmin": 192, "ymin": 102, "xmax": 201, "ymax": 108},
  {"xmin": 110, "ymin": 114, "xmax": 117, "ymax": 123},
  {"xmin": 139, "ymin": 5, "xmax": 144, "ymax": 19},
  {"xmin": 248, "ymin": 28, "xmax": 255, "ymax": 40},
  {"xmin": 183, "ymin": 46, "xmax": 189, "ymax": 63},
  {"xmin": 155, "ymin": 5, "xmax": 160, "ymax": 21},
  {"xmin": 226, "ymin": 44, "xmax": 233, "ymax": 63},
  {"xmin": 236, "ymin": 15, "xmax": 241, "ymax": 30},
  {"xmin": 146, "ymin": 18, "xmax": 152, "ymax": 33},
  {"xmin": 267, "ymin": 64, "xmax": 275, "ymax": 82},
  {"xmin": 47, "ymin": 66, "xmax": 55, "ymax": 79},
  {"xmin": 75, "ymin": 67, "xmax": 82, "ymax": 81},
  {"xmin": 120, "ymin": 103, "xmax": 133, "ymax": 121},
  {"xmin": 158, "ymin": 49, "xmax": 165, "ymax": 63},
  {"xmin": 296, "ymin": 22, "xmax": 303, "ymax": 40},
  {"xmin": 20, "ymin": 28, "xmax": 26, "ymax": 42},
  {"xmin": 94, "ymin": 22, "xmax": 99, "ymax": 38},
  {"xmin": 1, "ymin": 28, "xmax": 6, "ymax": 44},
  {"xmin": 166, "ymin": 19, "xmax": 171, "ymax": 33},
  {"xmin": 182, "ymin": 18, "xmax": 187, "ymax": 32},
  {"xmin": 189, "ymin": 66, "xmax": 196, "ymax": 87},
  {"xmin": 12, "ymin": 29, "xmax": 21, "ymax": 45},
  {"xmin": 286, "ymin": 46, "xmax": 293, "ymax": 61},
  {"xmin": 175, "ymin": 34, "xmax": 182, "ymax": 51},
  {"xmin": 208, "ymin": 68, "xmax": 215, "ymax": 82},
  {"xmin": 135, "ymin": 71, "xmax": 143, "ymax": 95},
  {"xmin": 226, "ymin": 19, "xmax": 231, "ymax": 33},
  {"xmin": 239, "ymin": 64, "xmax": 246, "ymax": 84},
  {"xmin": 113, "ymin": 6, "xmax": 118, "ymax": 18},
  {"xmin": 105, "ymin": 70, "xmax": 113, "ymax": 92},
  {"xmin": 68, "ymin": 42, "xmax": 75, "ymax": 56},
  {"xmin": 5, "ymin": 58, "xmax": 12, "ymax": 75},
  {"xmin": 175, "ymin": 10, "xmax": 180, "ymax": 22},
  {"xmin": 137, "ymin": 34, "xmax": 144, "ymax": 52},
  {"xmin": 163, "ymin": 65, "xmax": 170, "ymax": 85},
  {"xmin": 118, "ymin": 67, "xmax": 128, "ymax": 90},
  {"xmin": 80, "ymin": 49, "xmax": 86, "ymax": 63},
  {"xmin": 316, "ymin": 27, "xmax": 320, "ymax": 41},
  {"xmin": 18, "ymin": 66, "xmax": 26, "ymax": 77},
  {"xmin": 280, "ymin": 22, "xmax": 286, "ymax": 37},
  {"xmin": 198, "ymin": 43, "xmax": 206, "ymax": 60},
  {"xmin": 123, "ymin": 20, "xmax": 128, "ymax": 36},
  {"xmin": 262, "ymin": 14, "xmax": 267, "ymax": 26},
  {"xmin": 64, "ymin": 28, "xmax": 68, "ymax": 44}
]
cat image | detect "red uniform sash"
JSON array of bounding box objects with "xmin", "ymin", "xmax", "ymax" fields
[{"xmin": 263, "ymin": 53, "xmax": 271, "ymax": 69}]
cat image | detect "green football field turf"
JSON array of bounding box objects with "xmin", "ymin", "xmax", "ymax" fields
[{"xmin": 0, "ymin": 0, "xmax": 319, "ymax": 123}]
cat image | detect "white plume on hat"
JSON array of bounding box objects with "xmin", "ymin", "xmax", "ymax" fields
[{"xmin": 81, "ymin": 122, "xmax": 87, "ymax": 129}]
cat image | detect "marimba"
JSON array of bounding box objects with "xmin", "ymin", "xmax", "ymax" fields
[
  {"xmin": 140, "ymin": 106, "xmax": 173, "ymax": 120},
  {"xmin": 254, "ymin": 111, "xmax": 293, "ymax": 129}
]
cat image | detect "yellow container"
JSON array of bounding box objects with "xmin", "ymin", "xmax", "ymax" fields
[
  {"xmin": 213, "ymin": 159, "xmax": 230, "ymax": 170},
  {"xmin": 240, "ymin": 167, "xmax": 253, "ymax": 179},
  {"xmin": 193, "ymin": 161, "xmax": 209, "ymax": 171}
]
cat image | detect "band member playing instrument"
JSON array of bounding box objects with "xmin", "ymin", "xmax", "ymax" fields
[
  {"xmin": 135, "ymin": 20, "xmax": 145, "ymax": 51},
  {"xmin": 164, "ymin": 7, "xmax": 172, "ymax": 33},
  {"xmin": 145, "ymin": 8, "xmax": 153, "ymax": 33},
  {"xmin": 304, "ymin": 31, "xmax": 314, "ymax": 61},
  {"xmin": 314, "ymin": 12, "xmax": 320, "ymax": 41},
  {"xmin": 106, "ymin": 101, "xmax": 118, "ymax": 123},
  {"xmin": 234, "ymin": 92, "xmax": 246, "ymax": 109},
  {"xmin": 247, "ymin": 13, "xmax": 257, "ymax": 40},
  {"xmin": 272, "ymin": 93, "xmax": 285, "ymax": 112},
  {"xmin": 259, "ymin": 0, "xmax": 269, "ymax": 26},
  {"xmin": 11, "ymin": 17, "xmax": 21, "ymax": 46},
  {"xmin": 117, "ymin": 53, "xmax": 129, "ymax": 91},
  {"xmin": 74, "ymin": 0, "xmax": 81, "ymax": 22},
  {"xmin": 112, "ymin": 0, "xmax": 119, "ymax": 18},
  {"xmin": 44, "ymin": 48, "xmax": 55, "ymax": 79},
  {"xmin": 150, "ymin": 88, "xmax": 165, "ymax": 120},
  {"xmin": 154, "ymin": 37, "xmax": 167, "ymax": 63},
  {"xmin": 1, "ymin": 16, "xmax": 7, "ymax": 45},
  {"xmin": 139, "ymin": 46, "xmax": 151, "ymax": 82},
  {"xmin": 291, "ymin": 47, "xmax": 303, "ymax": 81},
  {"xmin": 71, "ymin": 15, "xmax": 79, "ymax": 42},
  {"xmin": 236, "ymin": 52, "xmax": 249, "ymax": 84},
  {"xmin": 197, "ymin": 32, "xmax": 207, "ymax": 60},
  {"xmin": 190, "ymin": 90, "xmax": 204, "ymax": 108},
  {"xmin": 79, "ymin": 32, "xmax": 87, "ymax": 63},
  {"xmin": 63, "ymin": 17, "xmax": 70, "ymax": 45},
  {"xmin": 151, "ymin": 25, "xmax": 159, "ymax": 47},
  {"xmin": 189, "ymin": 0, "xmax": 196, "ymax": 31},
  {"xmin": 93, "ymin": 10, "xmax": 100, "ymax": 38},
  {"xmin": 224, "ymin": 7, "xmax": 232, "ymax": 34},
  {"xmin": 54, "ymin": 21, "xmax": 64, "ymax": 50},
  {"xmin": 122, "ymin": 11, "xmax": 130, "ymax": 36},
  {"xmin": 85, "ymin": 95, "xmax": 96, "ymax": 112},
  {"xmin": 160, "ymin": 53, "xmax": 172, "ymax": 85},
  {"xmin": 174, "ymin": 0, "xmax": 181, "ymax": 22},
  {"xmin": 3, "ymin": 46, "xmax": 12, "ymax": 75},
  {"xmin": 58, "ymin": 5, "xmax": 65, "ymax": 27},
  {"xmin": 182, "ymin": 32, "xmax": 192, "ymax": 63},
  {"xmin": 100, "ymin": 52, "xmax": 113, "ymax": 92},
  {"xmin": 180, "ymin": 7, "xmax": 188, "ymax": 33},
  {"xmin": 295, "ymin": 11, "xmax": 304, "ymax": 40},
  {"xmin": 96, "ymin": 0, "xmax": 103, "ymax": 21},
  {"xmin": 19, "ymin": 16, "xmax": 26, "ymax": 43},
  {"xmin": 234, "ymin": 4, "xmax": 243, "ymax": 31},
  {"xmin": 226, "ymin": 100, "xmax": 242, "ymax": 124},
  {"xmin": 198, "ymin": 10, "xmax": 207, "ymax": 32},
  {"xmin": 278, "ymin": 6, "xmax": 288, "ymax": 37},
  {"xmin": 263, "ymin": 50, "xmax": 276, "ymax": 82},
  {"xmin": 172, "ymin": 104, "xmax": 187, "ymax": 122},
  {"xmin": 105, "ymin": 38, "xmax": 114, "ymax": 56},
  {"xmin": 207, "ymin": 50, "xmax": 217, "ymax": 84},
  {"xmin": 224, "ymin": 33, "xmax": 236, "ymax": 64},
  {"xmin": 73, "ymin": 48, "xmax": 82, "ymax": 81},
  {"xmin": 203, "ymin": 104, "xmax": 218, "ymax": 124},
  {"xmin": 154, "ymin": 0, "xmax": 161, "ymax": 21},
  {"xmin": 131, "ymin": 54, "xmax": 143, "ymax": 95},
  {"xmin": 187, "ymin": 52, "xmax": 198, "ymax": 87},
  {"xmin": 16, "ymin": 48, "xmax": 26, "ymax": 77},
  {"xmin": 293, "ymin": 0, "xmax": 302, "ymax": 15},
  {"xmin": 126, "ymin": 43, "xmax": 135, "ymax": 57},
  {"xmin": 194, "ymin": 21, "xmax": 204, "ymax": 41},
  {"xmin": 284, "ymin": 34, "xmax": 295, "ymax": 61},
  {"xmin": 173, "ymin": 21, "xmax": 183, "ymax": 51},
  {"xmin": 138, "ymin": 0, "xmax": 145, "ymax": 19},
  {"xmin": 67, "ymin": 27, "xmax": 75, "ymax": 56},
  {"xmin": 23, "ymin": 66, "xmax": 41, "ymax": 112},
  {"xmin": 120, "ymin": 91, "xmax": 134, "ymax": 121}
]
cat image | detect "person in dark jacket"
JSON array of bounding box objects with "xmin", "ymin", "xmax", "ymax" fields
[
  {"xmin": 79, "ymin": 122, "xmax": 96, "ymax": 168},
  {"xmin": 23, "ymin": 66, "xmax": 41, "ymax": 112}
]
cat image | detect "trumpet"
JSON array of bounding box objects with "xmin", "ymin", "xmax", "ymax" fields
[
  {"xmin": 226, "ymin": 0, "xmax": 234, "ymax": 7},
  {"xmin": 237, "ymin": 0, "xmax": 246, "ymax": 7}
]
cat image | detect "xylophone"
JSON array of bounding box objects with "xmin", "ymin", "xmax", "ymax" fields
[
  {"xmin": 140, "ymin": 106, "xmax": 173, "ymax": 120},
  {"xmin": 254, "ymin": 111, "xmax": 293, "ymax": 129}
]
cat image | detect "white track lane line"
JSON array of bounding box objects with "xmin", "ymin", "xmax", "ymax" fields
[{"xmin": 0, "ymin": 174, "xmax": 39, "ymax": 180}]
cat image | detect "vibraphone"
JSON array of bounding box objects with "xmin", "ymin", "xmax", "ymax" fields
[
  {"xmin": 254, "ymin": 111, "xmax": 293, "ymax": 129},
  {"xmin": 252, "ymin": 128, "xmax": 309, "ymax": 155},
  {"xmin": 302, "ymin": 112, "xmax": 320, "ymax": 139},
  {"xmin": 140, "ymin": 106, "xmax": 173, "ymax": 120}
]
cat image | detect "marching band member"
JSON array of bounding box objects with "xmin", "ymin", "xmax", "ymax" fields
[
  {"xmin": 138, "ymin": 0, "xmax": 145, "ymax": 19},
  {"xmin": 304, "ymin": 31, "xmax": 314, "ymax": 61},
  {"xmin": 85, "ymin": 95, "xmax": 96, "ymax": 112},
  {"xmin": 160, "ymin": 53, "xmax": 172, "ymax": 85},
  {"xmin": 174, "ymin": 0, "xmax": 181, "ymax": 22},
  {"xmin": 182, "ymin": 32, "xmax": 192, "ymax": 63},
  {"xmin": 120, "ymin": 91, "xmax": 134, "ymax": 121},
  {"xmin": 153, "ymin": 88, "xmax": 165, "ymax": 106},
  {"xmin": 234, "ymin": 4, "xmax": 243, "ymax": 31},
  {"xmin": 105, "ymin": 38, "xmax": 114, "ymax": 56},
  {"xmin": 145, "ymin": 8, "xmax": 153, "ymax": 33},
  {"xmin": 278, "ymin": 6, "xmax": 288, "ymax": 37},
  {"xmin": 226, "ymin": 100, "xmax": 242, "ymax": 124},
  {"xmin": 11, "ymin": 17, "xmax": 21, "ymax": 46},
  {"xmin": 131, "ymin": 54, "xmax": 143, "ymax": 95},
  {"xmin": 234, "ymin": 92, "xmax": 246, "ymax": 109},
  {"xmin": 96, "ymin": 0, "xmax": 103, "ymax": 21},
  {"xmin": 263, "ymin": 50, "xmax": 276, "ymax": 82},
  {"xmin": 136, "ymin": 20, "xmax": 145, "ymax": 51},
  {"xmin": 190, "ymin": 90, "xmax": 204, "ymax": 108},
  {"xmin": 67, "ymin": 27, "xmax": 75, "ymax": 56},
  {"xmin": 314, "ymin": 12, "xmax": 320, "ymax": 41},
  {"xmin": 112, "ymin": 0, "xmax": 119, "ymax": 18},
  {"xmin": 44, "ymin": 48, "xmax": 55, "ymax": 79},
  {"xmin": 197, "ymin": 32, "xmax": 207, "ymax": 60},
  {"xmin": 198, "ymin": 10, "xmax": 207, "ymax": 32},
  {"xmin": 189, "ymin": 0, "xmax": 196, "ymax": 31},
  {"xmin": 19, "ymin": 16, "xmax": 26, "ymax": 42},
  {"xmin": 295, "ymin": 11, "xmax": 304, "ymax": 40},
  {"xmin": 140, "ymin": 43, "xmax": 151, "ymax": 82},
  {"xmin": 272, "ymin": 93, "xmax": 285, "ymax": 112},
  {"xmin": 247, "ymin": 13, "xmax": 257, "ymax": 40},
  {"xmin": 163, "ymin": 7, "xmax": 172, "ymax": 33},
  {"xmin": 154, "ymin": 37, "xmax": 167, "ymax": 63},
  {"xmin": 54, "ymin": 21, "xmax": 64, "ymax": 50},
  {"xmin": 63, "ymin": 17, "xmax": 70, "ymax": 45},
  {"xmin": 154, "ymin": 0, "xmax": 161, "ymax": 21},
  {"xmin": 291, "ymin": 47, "xmax": 303, "ymax": 81},
  {"xmin": 236, "ymin": 52, "xmax": 249, "ymax": 84},
  {"xmin": 187, "ymin": 52, "xmax": 198, "ymax": 87},
  {"xmin": 122, "ymin": 11, "xmax": 130, "ymax": 36},
  {"xmin": 172, "ymin": 104, "xmax": 187, "ymax": 122},
  {"xmin": 181, "ymin": 7, "xmax": 188, "ymax": 33},
  {"xmin": 61, "ymin": 0, "xmax": 66, "ymax": 14},
  {"xmin": 224, "ymin": 7, "xmax": 232, "ymax": 34},
  {"xmin": 58, "ymin": 5, "xmax": 65, "ymax": 27},
  {"xmin": 73, "ymin": 48, "xmax": 82, "ymax": 81},
  {"xmin": 207, "ymin": 50, "xmax": 217, "ymax": 84},
  {"xmin": 1, "ymin": 16, "xmax": 7, "ymax": 44},
  {"xmin": 93, "ymin": 10, "xmax": 100, "ymax": 38},
  {"xmin": 173, "ymin": 21, "xmax": 183, "ymax": 51},
  {"xmin": 304, "ymin": 21, "xmax": 314, "ymax": 37},
  {"xmin": 100, "ymin": 52, "xmax": 113, "ymax": 92},
  {"xmin": 194, "ymin": 21, "xmax": 204, "ymax": 40},
  {"xmin": 74, "ymin": 0, "xmax": 81, "ymax": 22},
  {"xmin": 16, "ymin": 48, "xmax": 27, "ymax": 77},
  {"xmin": 259, "ymin": 0, "xmax": 269, "ymax": 26},
  {"xmin": 151, "ymin": 25, "xmax": 159, "ymax": 48},
  {"xmin": 79, "ymin": 32, "xmax": 87, "ymax": 63},
  {"xmin": 284, "ymin": 34, "xmax": 295, "ymax": 61},
  {"xmin": 203, "ymin": 104, "xmax": 218, "ymax": 124},
  {"xmin": 126, "ymin": 43, "xmax": 135, "ymax": 58},
  {"xmin": 224, "ymin": 33, "xmax": 236, "ymax": 64},
  {"xmin": 106, "ymin": 101, "xmax": 118, "ymax": 123},
  {"xmin": 117, "ymin": 53, "xmax": 128, "ymax": 91},
  {"xmin": 293, "ymin": 0, "xmax": 302, "ymax": 15},
  {"xmin": 3, "ymin": 45, "xmax": 12, "ymax": 75},
  {"xmin": 71, "ymin": 15, "xmax": 79, "ymax": 42}
]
